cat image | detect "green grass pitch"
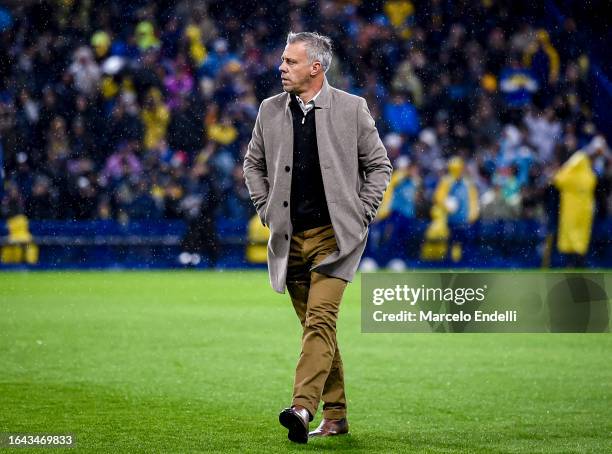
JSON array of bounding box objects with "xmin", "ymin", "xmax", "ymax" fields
[{"xmin": 1, "ymin": 271, "xmax": 610, "ymax": 453}]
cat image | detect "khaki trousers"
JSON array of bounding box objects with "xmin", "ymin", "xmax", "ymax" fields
[{"xmin": 285, "ymin": 223, "xmax": 348, "ymax": 420}]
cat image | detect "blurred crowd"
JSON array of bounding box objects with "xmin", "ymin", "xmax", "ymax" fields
[{"xmin": 0, "ymin": 0, "xmax": 610, "ymax": 231}]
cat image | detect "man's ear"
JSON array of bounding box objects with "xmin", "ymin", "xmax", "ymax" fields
[{"xmin": 311, "ymin": 61, "xmax": 322, "ymax": 76}]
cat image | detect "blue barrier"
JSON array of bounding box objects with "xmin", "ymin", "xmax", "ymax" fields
[{"xmin": 1, "ymin": 218, "xmax": 610, "ymax": 269}]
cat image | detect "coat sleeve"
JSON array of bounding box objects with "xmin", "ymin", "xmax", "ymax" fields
[
  {"xmin": 243, "ymin": 102, "xmax": 270, "ymax": 226},
  {"xmin": 356, "ymin": 97, "xmax": 393, "ymax": 223}
]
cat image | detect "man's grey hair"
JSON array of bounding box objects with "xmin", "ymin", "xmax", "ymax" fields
[{"xmin": 286, "ymin": 31, "xmax": 333, "ymax": 73}]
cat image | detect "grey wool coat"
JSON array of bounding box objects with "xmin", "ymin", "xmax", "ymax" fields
[{"xmin": 243, "ymin": 77, "xmax": 392, "ymax": 293}]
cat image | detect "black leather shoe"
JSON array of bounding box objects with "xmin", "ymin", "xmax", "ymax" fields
[
  {"xmin": 279, "ymin": 405, "xmax": 310, "ymax": 444},
  {"xmin": 309, "ymin": 418, "xmax": 349, "ymax": 437}
]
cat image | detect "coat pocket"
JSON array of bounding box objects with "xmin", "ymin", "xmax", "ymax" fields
[
  {"xmin": 328, "ymin": 199, "xmax": 367, "ymax": 253},
  {"xmin": 258, "ymin": 200, "xmax": 270, "ymax": 227},
  {"xmin": 357, "ymin": 198, "xmax": 369, "ymax": 227}
]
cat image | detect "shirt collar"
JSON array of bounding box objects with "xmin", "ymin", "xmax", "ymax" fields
[
  {"xmin": 296, "ymin": 88, "xmax": 322, "ymax": 107},
  {"xmin": 285, "ymin": 77, "xmax": 331, "ymax": 111}
]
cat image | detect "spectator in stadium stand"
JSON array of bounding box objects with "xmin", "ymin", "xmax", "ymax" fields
[
  {"xmin": 101, "ymin": 141, "xmax": 142, "ymax": 186},
  {"xmin": 198, "ymin": 38, "xmax": 239, "ymax": 80},
  {"xmin": 524, "ymin": 106, "xmax": 562, "ymax": 164},
  {"xmin": 220, "ymin": 164, "xmax": 253, "ymax": 227},
  {"xmin": 141, "ymin": 87, "xmax": 170, "ymax": 151},
  {"xmin": 178, "ymin": 158, "xmax": 220, "ymax": 267},
  {"xmin": 367, "ymin": 155, "xmax": 422, "ymax": 262},
  {"xmin": 383, "ymin": 0, "xmax": 416, "ymax": 40},
  {"xmin": 106, "ymin": 102, "xmax": 143, "ymax": 159},
  {"xmin": 432, "ymin": 156, "xmax": 480, "ymax": 263},
  {"xmin": 243, "ymin": 31, "xmax": 391, "ymax": 443},
  {"xmin": 163, "ymin": 59, "xmax": 195, "ymax": 111},
  {"xmin": 27, "ymin": 175, "xmax": 55, "ymax": 220},
  {"xmin": 383, "ymin": 89, "xmax": 420, "ymax": 137},
  {"xmin": 551, "ymin": 147, "xmax": 597, "ymax": 267},
  {"xmin": 523, "ymin": 29, "xmax": 560, "ymax": 93},
  {"xmin": 166, "ymin": 96, "xmax": 204, "ymax": 154},
  {"xmin": 126, "ymin": 179, "xmax": 162, "ymax": 221},
  {"xmin": 1, "ymin": 181, "xmax": 24, "ymax": 219},
  {"xmin": 390, "ymin": 57, "xmax": 424, "ymax": 107}
]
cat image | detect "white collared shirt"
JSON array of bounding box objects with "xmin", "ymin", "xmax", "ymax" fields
[{"xmin": 295, "ymin": 88, "xmax": 322, "ymax": 116}]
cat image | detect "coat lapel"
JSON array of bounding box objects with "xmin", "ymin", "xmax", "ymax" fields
[
  {"xmin": 277, "ymin": 93, "xmax": 294, "ymax": 190},
  {"xmin": 315, "ymin": 77, "xmax": 332, "ymax": 171}
]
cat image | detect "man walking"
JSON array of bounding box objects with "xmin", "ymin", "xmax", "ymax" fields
[{"xmin": 243, "ymin": 31, "xmax": 391, "ymax": 444}]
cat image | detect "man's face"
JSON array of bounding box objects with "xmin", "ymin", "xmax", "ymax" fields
[{"xmin": 278, "ymin": 42, "xmax": 316, "ymax": 94}]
